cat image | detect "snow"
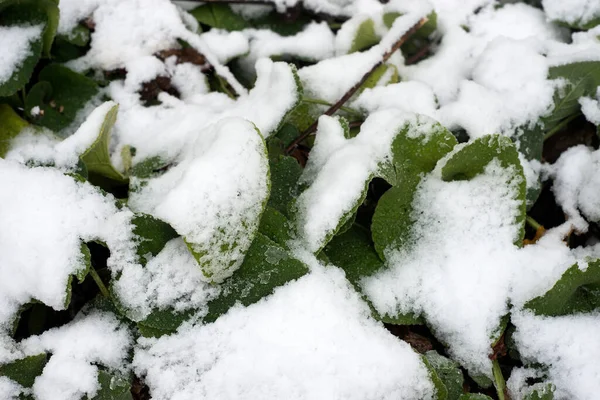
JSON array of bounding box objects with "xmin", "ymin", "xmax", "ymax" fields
[
  {"xmin": 128, "ymin": 117, "xmax": 269, "ymax": 283},
  {"xmin": 19, "ymin": 310, "xmax": 132, "ymax": 400},
  {"xmin": 133, "ymin": 261, "xmax": 436, "ymax": 400},
  {"xmin": 542, "ymin": 0, "xmax": 600, "ymax": 27},
  {"xmin": 0, "ymin": 25, "xmax": 44, "ymax": 85},
  {"xmin": 0, "ymin": 376, "xmax": 23, "ymax": 399},
  {"xmin": 512, "ymin": 310, "xmax": 600, "ymax": 400},
  {"xmin": 580, "ymin": 94, "xmax": 600, "ymax": 125},
  {"xmin": 550, "ymin": 145, "xmax": 600, "ymax": 229},
  {"xmin": 0, "ymin": 160, "xmax": 135, "ymax": 332},
  {"xmin": 112, "ymin": 238, "xmax": 220, "ymax": 321},
  {"xmin": 352, "ymin": 81, "xmax": 437, "ymax": 117}
]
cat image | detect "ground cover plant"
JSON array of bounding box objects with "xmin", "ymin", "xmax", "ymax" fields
[{"xmin": 1, "ymin": 0, "xmax": 600, "ymax": 398}]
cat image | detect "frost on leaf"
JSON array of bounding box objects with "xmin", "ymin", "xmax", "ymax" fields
[{"xmin": 129, "ymin": 117, "xmax": 270, "ymax": 283}]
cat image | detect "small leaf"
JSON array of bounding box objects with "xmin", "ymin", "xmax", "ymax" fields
[
  {"xmin": 0, "ymin": 104, "xmax": 29, "ymax": 157},
  {"xmin": 25, "ymin": 64, "xmax": 99, "ymax": 133},
  {"xmin": 189, "ymin": 4, "xmax": 249, "ymax": 31},
  {"xmin": 349, "ymin": 18, "xmax": 379, "ymax": 53},
  {"xmin": 525, "ymin": 260, "xmax": 600, "ymax": 316},
  {"xmin": 257, "ymin": 206, "xmax": 294, "ymax": 247},
  {"xmin": 203, "ymin": 232, "xmax": 309, "ymax": 323},
  {"xmin": 80, "ymin": 103, "xmax": 127, "ymax": 182},
  {"xmin": 92, "ymin": 370, "xmax": 132, "ymax": 400},
  {"xmin": 131, "ymin": 214, "xmax": 179, "ymax": 264},
  {"xmin": 0, "ymin": 353, "xmax": 47, "ymax": 388},
  {"xmin": 422, "ymin": 355, "xmax": 449, "ymax": 400},
  {"xmin": 523, "ymin": 383, "xmax": 555, "ymax": 400},
  {"xmin": 425, "ymin": 351, "xmax": 465, "ymax": 400},
  {"xmin": 441, "ymin": 135, "xmax": 526, "ymax": 246}
]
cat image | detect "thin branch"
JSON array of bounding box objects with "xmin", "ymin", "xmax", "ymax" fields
[
  {"xmin": 406, "ymin": 43, "xmax": 431, "ymax": 65},
  {"xmin": 285, "ymin": 17, "xmax": 429, "ymax": 155},
  {"xmin": 89, "ymin": 268, "xmax": 110, "ymax": 298},
  {"xmin": 544, "ymin": 113, "xmax": 580, "ymax": 140}
]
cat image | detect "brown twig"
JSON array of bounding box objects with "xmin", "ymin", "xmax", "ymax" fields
[
  {"xmin": 406, "ymin": 43, "xmax": 432, "ymax": 65},
  {"xmin": 284, "ymin": 17, "xmax": 429, "ymax": 155}
]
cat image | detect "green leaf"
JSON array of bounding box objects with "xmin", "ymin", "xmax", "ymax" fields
[
  {"xmin": 372, "ymin": 120, "xmax": 457, "ymax": 259},
  {"xmin": 525, "ymin": 260, "xmax": 600, "ymax": 316},
  {"xmin": 441, "ymin": 135, "xmax": 526, "ymax": 246},
  {"xmin": 422, "ymin": 355, "xmax": 449, "ymax": 400},
  {"xmin": 64, "ymin": 242, "xmax": 92, "ymax": 307},
  {"xmin": 129, "ymin": 156, "xmax": 171, "ymax": 179},
  {"xmin": 92, "ymin": 370, "xmax": 132, "ymax": 400},
  {"xmin": 349, "ymin": 18, "xmax": 379, "ymax": 53},
  {"xmin": 257, "ymin": 206, "xmax": 294, "ymax": 247},
  {"xmin": 56, "ymin": 25, "xmax": 90, "ymax": 47},
  {"xmin": 267, "ymin": 155, "xmax": 302, "ymax": 217},
  {"xmin": 203, "ymin": 232, "xmax": 309, "ymax": 323},
  {"xmin": 425, "ymin": 351, "xmax": 465, "ymax": 400},
  {"xmin": 323, "ymin": 225, "xmax": 384, "ymax": 287},
  {"xmin": 544, "ymin": 61, "xmax": 600, "ymax": 131},
  {"xmin": 189, "ymin": 4, "xmax": 249, "ymax": 31},
  {"xmin": 131, "ymin": 214, "xmax": 179, "ymax": 264},
  {"xmin": 80, "ymin": 103, "xmax": 128, "ymax": 182},
  {"xmin": 136, "ymin": 308, "xmax": 192, "ymax": 338},
  {"xmin": 0, "ymin": 353, "xmax": 47, "ymax": 388},
  {"xmin": 0, "ymin": 104, "xmax": 29, "ymax": 157},
  {"xmin": 25, "ymin": 64, "xmax": 99, "ymax": 133}
]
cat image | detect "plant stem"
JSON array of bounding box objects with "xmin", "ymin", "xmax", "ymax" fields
[
  {"xmin": 492, "ymin": 360, "xmax": 507, "ymax": 400},
  {"xmin": 544, "ymin": 113, "xmax": 580, "ymax": 140},
  {"xmin": 89, "ymin": 268, "xmax": 110, "ymax": 298},
  {"xmin": 302, "ymin": 97, "xmax": 363, "ymax": 117},
  {"xmin": 285, "ymin": 16, "xmax": 429, "ymax": 155},
  {"xmin": 526, "ymin": 216, "xmax": 542, "ymax": 231}
]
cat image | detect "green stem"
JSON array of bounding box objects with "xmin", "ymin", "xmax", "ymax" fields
[
  {"xmin": 492, "ymin": 360, "xmax": 506, "ymax": 400},
  {"xmin": 302, "ymin": 97, "xmax": 363, "ymax": 118},
  {"xmin": 89, "ymin": 268, "xmax": 110, "ymax": 298},
  {"xmin": 526, "ymin": 215, "xmax": 542, "ymax": 231},
  {"xmin": 544, "ymin": 113, "xmax": 580, "ymax": 140}
]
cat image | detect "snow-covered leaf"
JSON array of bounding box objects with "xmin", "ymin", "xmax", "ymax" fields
[
  {"xmin": 189, "ymin": 4, "xmax": 248, "ymax": 31},
  {"xmin": 525, "ymin": 260, "xmax": 600, "ymax": 316},
  {"xmin": 0, "ymin": 22, "xmax": 43, "ymax": 97},
  {"xmin": 425, "ymin": 351, "xmax": 465, "ymax": 400},
  {"xmin": 0, "ymin": 353, "xmax": 47, "ymax": 388}
]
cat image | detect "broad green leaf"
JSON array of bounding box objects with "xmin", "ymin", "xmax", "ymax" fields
[
  {"xmin": 129, "ymin": 156, "xmax": 171, "ymax": 179},
  {"xmin": 425, "ymin": 351, "xmax": 465, "ymax": 400},
  {"xmin": 136, "ymin": 308, "xmax": 193, "ymax": 338},
  {"xmin": 0, "ymin": 104, "xmax": 28, "ymax": 157},
  {"xmin": 422, "ymin": 355, "xmax": 449, "ymax": 400},
  {"xmin": 80, "ymin": 103, "xmax": 128, "ymax": 182},
  {"xmin": 458, "ymin": 395, "xmax": 493, "ymax": 400},
  {"xmin": 441, "ymin": 135, "xmax": 526, "ymax": 246},
  {"xmin": 189, "ymin": 4, "xmax": 248, "ymax": 31},
  {"xmin": 56, "ymin": 25, "xmax": 90, "ymax": 47},
  {"xmin": 372, "ymin": 120, "xmax": 457, "ymax": 258},
  {"xmin": 131, "ymin": 214, "xmax": 179, "ymax": 264},
  {"xmin": 257, "ymin": 206, "xmax": 294, "ymax": 247},
  {"xmin": 25, "ymin": 64, "xmax": 99, "ymax": 133},
  {"xmin": 0, "ymin": 23, "xmax": 42, "ymax": 97},
  {"xmin": 92, "ymin": 370, "xmax": 132, "ymax": 400},
  {"xmin": 525, "ymin": 260, "xmax": 600, "ymax": 316},
  {"xmin": 0, "ymin": 353, "xmax": 47, "ymax": 388},
  {"xmin": 349, "ymin": 19, "xmax": 379, "ymax": 53},
  {"xmin": 203, "ymin": 232, "xmax": 309, "ymax": 323},
  {"xmin": 544, "ymin": 61, "xmax": 600, "ymax": 131},
  {"xmin": 324, "ymin": 225, "xmax": 384, "ymax": 287},
  {"xmin": 268, "ymin": 155, "xmax": 302, "ymax": 217}
]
